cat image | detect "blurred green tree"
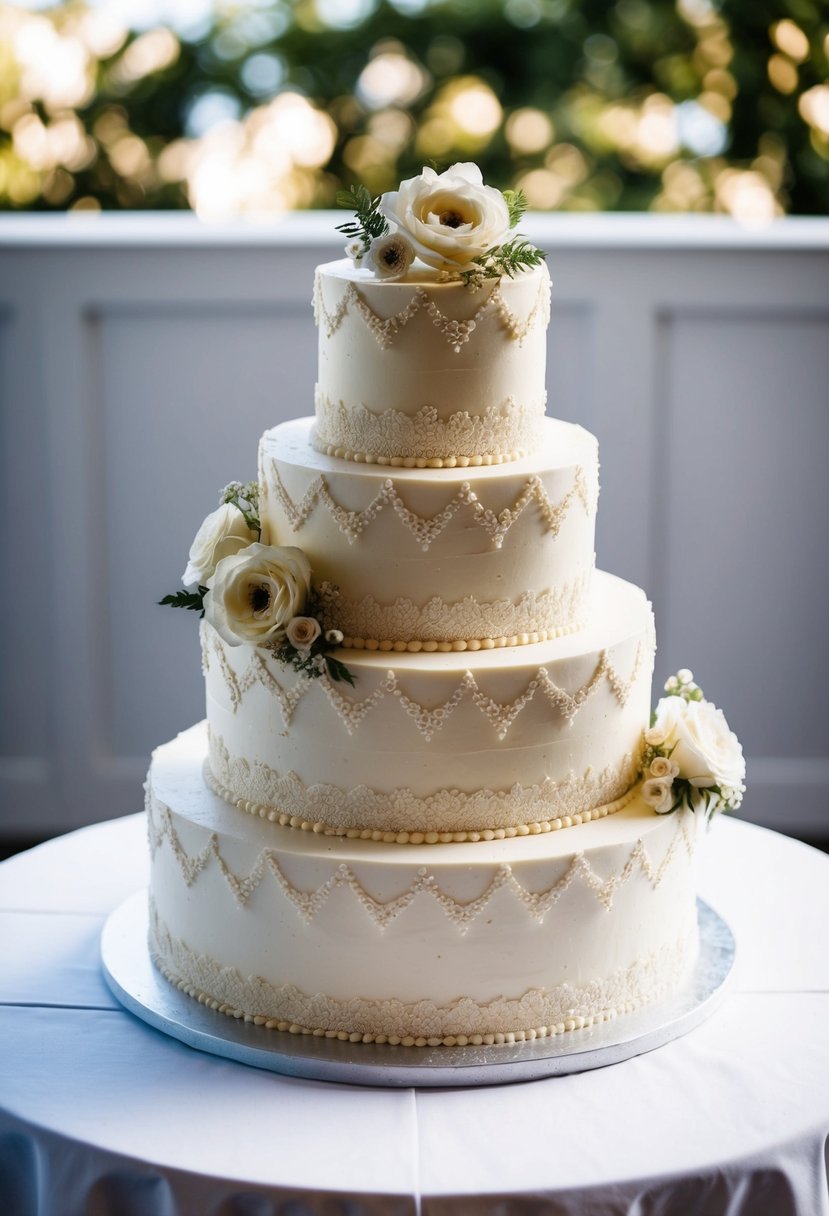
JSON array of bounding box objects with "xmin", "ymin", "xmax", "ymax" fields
[{"xmin": 0, "ymin": 0, "xmax": 826, "ymax": 217}]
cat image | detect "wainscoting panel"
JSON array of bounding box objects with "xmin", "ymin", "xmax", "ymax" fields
[
  {"xmin": 653, "ymin": 307, "xmax": 829, "ymax": 827},
  {"xmin": 91, "ymin": 304, "xmax": 314, "ymax": 760},
  {"xmin": 1, "ymin": 215, "xmax": 827, "ymax": 837}
]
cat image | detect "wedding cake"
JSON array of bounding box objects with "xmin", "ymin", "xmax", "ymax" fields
[{"xmin": 148, "ymin": 165, "xmax": 744, "ymax": 1048}]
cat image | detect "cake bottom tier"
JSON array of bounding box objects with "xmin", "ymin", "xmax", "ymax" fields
[{"xmin": 147, "ymin": 725, "xmax": 701, "ymax": 1047}]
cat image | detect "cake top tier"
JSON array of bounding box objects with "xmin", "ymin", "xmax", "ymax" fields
[
  {"xmin": 313, "ymin": 164, "xmax": 551, "ymax": 468},
  {"xmin": 313, "ymin": 259, "xmax": 551, "ymax": 467}
]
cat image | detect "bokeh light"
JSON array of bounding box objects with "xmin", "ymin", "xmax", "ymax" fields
[{"xmin": 0, "ymin": 0, "xmax": 826, "ymax": 217}]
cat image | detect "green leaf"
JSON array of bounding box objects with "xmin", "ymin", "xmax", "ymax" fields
[
  {"xmin": 325, "ymin": 655, "xmax": 356, "ymax": 686},
  {"xmin": 503, "ymin": 188, "xmax": 528, "ymax": 227},
  {"xmin": 460, "ymin": 236, "xmax": 546, "ymax": 286},
  {"xmin": 333, "ymin": 182, "xmax": 389, "ymax": 248},
  {"xmin": 159, "ymin": 587, "xmax": 206, "ymax": 615}
]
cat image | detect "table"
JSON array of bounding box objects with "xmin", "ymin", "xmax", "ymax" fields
[{"xmin": 1, "ymin": 813, "xmax": 828, "ymax": 1215}]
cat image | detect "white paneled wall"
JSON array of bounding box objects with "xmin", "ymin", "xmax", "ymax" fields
[{"xmin": 1, "ymin": 213, "xmax": 828, "ymax": 839}]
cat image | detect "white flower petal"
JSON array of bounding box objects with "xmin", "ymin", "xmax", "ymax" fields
[
  {"xmin": 204, "ymin": 543, "xmax": 312, "ymax": 648},
  {"xmin": 379, "ymin": 162, "xmax": 510, "ymax": 271},
  {"xmin": 182, "ymin": 503, "xmax": 256, "ymax": 587}
]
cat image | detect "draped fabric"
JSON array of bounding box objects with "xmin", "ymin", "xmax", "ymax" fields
[{"xmin": 1, "ymin": 814, "xmax": 828, "ymax": 1215}]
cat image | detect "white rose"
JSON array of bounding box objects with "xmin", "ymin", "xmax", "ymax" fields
[
  {"xmin": 182, "ymin": 503, "xmax": 256, "ymax": 587},
  {"xmin": 380, "ymin": 163, "xmax": 511, "ymax": 271},
  {"xmin": 649, "ymin": 755, "xmax": 680, "ymax": 780},
  {"xmin": 325, "ymin": 628, "xmax": 344, "ymax": 645},
  {"xmin": 204, "ymin": 543, "xmax": 312, "ymax": 648},
  {"xmin": 366, "ymin": 232, "xmax": 415, "ymax": 281},
  {"xmin": 651, "ymin": 696, "xmax": 745, "ymax": 791},
  {"xmin": 641, "ymin": 776, "xmax": 675, "ymax": 814},
  {"xmin": 285, "ymin": 615, "xmax": 321, "ymax": 651}
]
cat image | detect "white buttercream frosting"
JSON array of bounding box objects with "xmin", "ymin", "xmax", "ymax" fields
[
  {"xmin": 147, "ymin": 728, "xmax": 700, "ymax": 1043},
  {"xmin": 205, "ymin": 726, "xmax": 641, "ymax": 840},
  {"xmin": 202, "ymin": 571, "xmax": 654, "ymax": 832},
  {"xmin": 144, "ymin": 235, "xmax": 708, "ymax": 1050},
  {"xmin": 313, "ymin": 260, "xmax": 550, "ymax": 464},
  {"xmin": 259, "ymin": 416, "xmax": 598, "ymax": 642},
  {"xmin": 312, "ymin": 390, "xmax": 547, "ymax": 466}
]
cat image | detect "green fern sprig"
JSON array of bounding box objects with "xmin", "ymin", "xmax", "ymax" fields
[
  {"xmin": 335, "ymin": 185, "xmax": 389, "ymax": 252},
  {"xmin": 159, "ymin": 587, "xmax": 207, "ymax": 615},
  {"xmin": 502, "ymin": 188, "xmax": 528, "ymax": 228},
  {"xmin": 270, "ymin": 642, "xmax": 356, "ymax": 686},
  {"xmin": 460, "ymin": 237, "xmax": 546, "ymax": 287}
]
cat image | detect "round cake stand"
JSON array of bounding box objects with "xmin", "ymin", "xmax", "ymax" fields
[{"xmin": 101, "ymin": 891, "xmax": 735, "ymax": 1089}]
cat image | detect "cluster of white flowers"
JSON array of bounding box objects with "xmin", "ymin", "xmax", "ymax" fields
[
  {"xmin": 171, "ymin": 491, "xmax": 351, "ymax": 681},
  {"xmin": 641, "ymin": 670, "xmax": 745, "ymax": 819},
  {"xmin": 345, "ymin": 162, "xmax": 513, "ymax": 281}
]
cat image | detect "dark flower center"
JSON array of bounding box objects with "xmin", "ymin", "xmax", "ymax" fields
[
  {"xmin": 250, "ymin": 584, "xmax": 271, "ymax": 614},
  {"xmin": 439, "ymin": 209, "xmax": 465, "ymax": 228},
  {"xmin": 382, "ymin": 246, "xmax": 403, "ymax": 266}
]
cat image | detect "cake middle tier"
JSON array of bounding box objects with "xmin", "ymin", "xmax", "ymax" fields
[
  {"xmin": 203, "ymin": 571, "xmax": 654, "ymax": 839},
  {"xmin": 259, "ymin": 416, "xmax": 599, "ymax": 646}
]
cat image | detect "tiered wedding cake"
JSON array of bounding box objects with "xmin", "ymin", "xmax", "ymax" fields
[{"xmin": 148, "ymin": 166, "xmax": 743, "ymax": 1048}]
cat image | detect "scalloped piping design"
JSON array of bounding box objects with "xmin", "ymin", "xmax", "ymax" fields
[
  {"xmin": 204, "ymin": 728, "xmax": 641, "ymax": 840},
  {"xmin": 311, "ymin": 391, "xmax": 547, "ymax": 466},
  {"xmin": 313, "ymin": 269, "xmax": 551, "ymax": 351},
  {"xmin": 147, "ymin": 792, "xmax": 695, "ymax": 923},
  {"xmin": 202, "ymin": 628, "xmax": 648, "ymax": 739},
  {"xmin": 315, "ymin": 576, "xmax": 591, "ymax": 648},
  {"xmin": 149, "ymin": 898, "xmax": 697, "ymax": 1046},
  {"xmin": 265, "ymin": 463, "xmax": 593, "ymax": 551}
]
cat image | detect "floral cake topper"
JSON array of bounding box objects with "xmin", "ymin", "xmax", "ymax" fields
[
  {"xmin": 337, "ymin": 162, "xmax": 546, "ymax": 288},
  {"xmin": 642, "ymin": 670, "xmax": 745, "ymax": 819},
  {"xmin": 160, "ymin": 481, "xmax": 354, "ymax": 684}
]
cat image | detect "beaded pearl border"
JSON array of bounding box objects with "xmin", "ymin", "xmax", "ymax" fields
[
  {"xmin": 203, "ymin": 762, "xmax": 638, "ymax": 845},
  {"xmin": 311, "ymin": 436, "xmax": 529, "ymax": 468},
  {"xmin": 339, "ymin": 622, "xmax": 582, "ymax": 653},
  {"xmin": 151, "ymin": 951, "xmax": 655, "ymax": 1049}
]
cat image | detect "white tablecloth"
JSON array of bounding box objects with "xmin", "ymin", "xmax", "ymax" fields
[{"xmin": 1, "ymin": 813, "xmax": 828, "ymax": 1215}]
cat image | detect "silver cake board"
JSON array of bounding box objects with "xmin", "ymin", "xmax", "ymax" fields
[{"xmin": 101, "ymin": 890, "xmax": 735, "ymax": 1089}]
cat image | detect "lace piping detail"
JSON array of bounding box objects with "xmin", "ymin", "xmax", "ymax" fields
[
  {"xmin": 149, "ymin": 900, "xmax": 696, "ymax": 1046},
  {"xmin": 148, "ymin": 793, "xmax": 695, "ymax": 925},
  {"xmin": 316, "ymin": 576, "xmax": 590, "ymax": 646},
  {"xmin": 267, "ymin": 463, "xmax": 592, "ymax": 552},
  {"xmin": 204, "ymin": 628, "xmax": 648, "ymax": 739},
  {"xmin": 206, "ymin": 727, "xmax": 641, "ymax": 837},
  {"xmin": 313, "ymin": 270, "xmax": 551, "ymax": 352},
  {"xmin": 201, "ymin": 626, "xmax": 306, "ymax": 720},
  {"xmin": 312, "ymin": 391, "xmax": 547, "ymax": 466}
]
